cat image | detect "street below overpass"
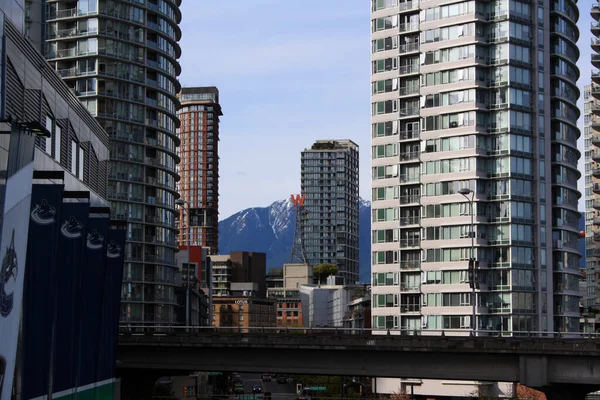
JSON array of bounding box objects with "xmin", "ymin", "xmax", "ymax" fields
[{"xmin": 240, "ymin": 373, "xmax": 298, "ymax": 400}]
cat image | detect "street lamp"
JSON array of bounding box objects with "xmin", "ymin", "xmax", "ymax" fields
[
  {"xmin": 458, "ymin": 187, "xmax": 477, "ymax": 334},
  {"xmin": 175, "ymin": 198, "xmax": 191, "ymax": 329}
]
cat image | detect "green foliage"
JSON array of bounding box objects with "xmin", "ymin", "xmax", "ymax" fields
[{"xmin": 313, "ymin": 264, "xmax": 338, "ymax": 284}]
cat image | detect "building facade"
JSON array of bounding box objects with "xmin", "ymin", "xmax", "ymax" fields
[
  {"xmin": 0, "ymin": 4, "xmax": 125, "ymax": 397},
  {"xmin": 267, "ymin": 264, "xmax": 313, "ymax": 327},
  {"xmin": 299, "ymin": 282, "xmax": 369, "ymax": 329},
  {"xmin": 301, "ymin": 139, "xmax": 360, "ymax": 284},
  {"xmin": 176, "ymin": 86, "xmax": 221, "ymax": 255},
  {"xmin": 211, "ymin": 252, "xmax": 267, "ymax": 298},
  {"xmin": 212, "ymin": 296, "xmax": 276, "ymax": 331},
  {"xmin": 590, "ymin": 5, "xmax": 600, "ymax": 318},
  {"xmin": 584, "ymin": 84, "xmax": 600, "ymax": 313},
  {"xmin": 370, "ymin": 0, "xmax": 581, "ymax": 396},
  {"xmin": 42, "ymin": 0, "xmax": 183, "ymax": 326}
]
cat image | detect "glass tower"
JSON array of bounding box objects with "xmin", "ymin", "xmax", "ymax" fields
[
  {"xmin": 301, "ymin": 139, "xmax": 360, "ymax": 284},
  {"xmin": 44, "ymin": 0, "xmax": 182, "ymax": 326},
  {"xmin": 370, "ymin": 0, "xmax": 581, "ymax": 336}
]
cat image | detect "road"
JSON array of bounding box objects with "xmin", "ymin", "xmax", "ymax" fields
[{"xmin": 239, "ymin": 373, "xmax": 297, "ymax": 400}]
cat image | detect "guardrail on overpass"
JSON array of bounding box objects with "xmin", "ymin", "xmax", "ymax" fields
[{"xmin": 117, "ymin": 326, "xmax": 600, "ymax": 400}]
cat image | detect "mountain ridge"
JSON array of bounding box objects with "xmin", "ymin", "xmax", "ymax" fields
[{"xmin": 219, "ymin": 198, "xmax": 371, "ymax": 283}]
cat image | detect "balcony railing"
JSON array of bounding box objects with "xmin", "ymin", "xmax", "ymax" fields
[
  {"xmin": 399, "ymin": 216, "xmax": 419, "ymax": 226},
  {"xmin": 398, "ymin": 1, "xmax": 418, "ymax": 12},
  {"xmin": 399, "ymin": 194, "xmax": 419, "ymax": 204},
  {"xmin": 399, "ymin": 22, "xmax": 419, "ymax": 33},
  {"xmin": 399, "ymin": 43, "xmax": 419, "ymax": 53},
  {"xmin": 399, "ymin": 238, "xmax": 420, "ymax": 248},
  {"xmin": 399, "ymin": 129, "xmax": 419, "ymax": 140},
  {"xmin": 400, "ymin": 284, "xmax": 421, "ymax": 292},
  {"xmin": 399, "ymin": 174, "xmax": 419, "ymax": 184},
  {"xmin": 399, "ymin": 151, "xmax": 419, "ymax": 162},
  {"xmin": 400, "ymin": 304, "xmax": 421, "ymax": 313},
  {"xmin": 400, "ymin": 261, "xmax": 420, "ymax": 270}
]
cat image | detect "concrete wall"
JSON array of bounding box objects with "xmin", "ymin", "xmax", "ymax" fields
[{"xmin": 283, "ymin": 263, "xmax": 312, "ymax": 289}]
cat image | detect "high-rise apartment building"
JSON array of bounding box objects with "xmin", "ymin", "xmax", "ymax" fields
[
  {"xmin": 43, "ymin": 0, "xmax": 183, "ymax": 326},
  {"xmin": 371, "ymin": 0, "xmax": 581, "ymax": 395},
  {"xmin": 301, "ymin": 140, "xmax": 360, "ymax": 284},
  {"xmin": 176, "ymin": 86, "xmax": 221, "ymax": 255},
  {"xmin": 584, "ymin": 84, "xmax": 599, "ymax": 311}
]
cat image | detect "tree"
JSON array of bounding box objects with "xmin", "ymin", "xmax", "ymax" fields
[
  {"xmin": 514, "ymin": 384, "xmax": 546, "ymax": 400},
  {"xmin": 313, "ymin": 263, "xmax": 338, "ymax": 285}
]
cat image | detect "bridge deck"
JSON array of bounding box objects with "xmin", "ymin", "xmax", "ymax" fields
[{"xmin": 118, "ymin": 332, "xmax": 600, "ymax": 356}]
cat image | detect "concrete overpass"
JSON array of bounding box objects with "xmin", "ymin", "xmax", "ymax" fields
[{"xmin": 117, "ymin": 329, "xmax": 600, "ymax": 400}]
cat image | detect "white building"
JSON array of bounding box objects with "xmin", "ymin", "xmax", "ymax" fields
[
  {"xmin": 370, "ymin": 0, "xmax": 581, "ymax": 397},
  {"xmin": 299, "ymin": 280, "xmax": 369, "ymax": 328}
]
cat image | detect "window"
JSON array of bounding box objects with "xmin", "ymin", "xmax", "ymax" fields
[
  {"xmin": 70, "ymin": 140, "xmax": 77, "ymax": 175},
  {"xmin": 239, "ymin": 315, "xmax": 244, "ymax": 321},
  {"xmin": 45, "ymin": 116, "xmax": 53, "ymax": 155},
  {"xmin": 54, "ymin": 125, "xmax": 61, "ymax": 163},
  {"xmin": 78, "ymin": 147, "xmax": 84, "ymax": 180}
]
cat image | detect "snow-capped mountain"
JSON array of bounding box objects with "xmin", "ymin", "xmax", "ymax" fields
[{"xmin": 219, "ymin": 198, "xmax": 372, "ymax": 283}]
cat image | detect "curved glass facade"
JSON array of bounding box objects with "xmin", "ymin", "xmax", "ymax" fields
[
  {"xmin": 45, "ymin": 0, "xmax": 182, "ymax": 326},
  {"xmin": 370, "ymin": 0, "xmax": 582, "ymax": 340},
  {"xmin": 588, "ymin": 3, "xmax": 600, "ymax": 315}
]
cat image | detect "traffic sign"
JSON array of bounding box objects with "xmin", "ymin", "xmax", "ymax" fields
[{"xmin": 305, "ymin": 386, "xmax": 327, "ymax": 391}]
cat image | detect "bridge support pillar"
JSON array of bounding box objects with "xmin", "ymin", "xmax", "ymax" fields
[
  {"xmin": 119, "ymin": 370, "xmax": 163, "ymax": 400},
  {"xmin": 541, "ymin": 385, "xmax": 599, "ymax": 400}
]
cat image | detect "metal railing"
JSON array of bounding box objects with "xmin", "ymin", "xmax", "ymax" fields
[{"xmin": 117, "ymin": 325, "xmax": 600, "ymax": 339}]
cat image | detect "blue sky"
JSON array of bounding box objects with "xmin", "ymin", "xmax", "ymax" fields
[
  {"xmin": 180, "ymin": 1, "xmax": 593, "ymax": 219},
  {"xmin": 178, "ymin": 1, "xmax": 370, "ymax": 219}
]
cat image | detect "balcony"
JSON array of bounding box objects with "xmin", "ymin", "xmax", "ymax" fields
[
  {"xmin": 592, "ymin": 152, "xmax": 600, "ymax": 163},
  {"xmin": 399, "ymin": 129, "xmax": 419, "ymax": 141},
  {"xmin": 593, "ymin": 200, "xmax": 600, "ymax": 210},
  {"xmin": 399, "ymin": 22, "xmax": 419, "ymax": 33},
  {"xmin": 400, "ymin": 304, "xmax": 420, "ymax": 313},
  {"xmin": 399, "ymin": 238, "xmax": 420, "ymax": 248},
  {"xmin": 400, "ymin": 283, "xmax": 420, "ymax": 292},
  {"xmin": 590, "ymin": 37, "xmax": 600, "ymax": 52},
  {"xmin": 399, "ymin": 174, "xmax": 419, "ymax": 184},
  {"xmin": 399, "ymin": 43, "xmax": 419, "ymax": 54},
  {"xmin": 399, "ymin": 194, "xmax": 420, "ymax": 205},
  {"xmin": 594, "ymin": 52, "xmax": 600, "ymax": 69},
  {"xmin": 399, "ymin": 216, "xmax": 419, "ymax": 226},
  {"xmin": 593, "ymin": 168, "xmax": 600, "ymax": 178},
  {"xmin": 400, "ymin": 261, "xmax": 420, "ymax": 270},
  {"xmin": 399, "ymin": 151, "xmax": 419, "ymax": 162},
  {"xmin": 595, "ymin": 232, "xmax": 600, "ymax": 242},
  {"xmin": 398, "ymin": 64, "xmax": 419, "ymax": 76},
  {"xmin": 398, "ymin": 86, "xmax": 419, "ymax": 97},
  {"xmin": 593, "ymin": 134, "xmax": 600, "ymax": 147},
  {"xmin": 399, "ymin": 1, "xmax": 418, "ymax": 12},
  {"xmin": 399, "ymin": 107, "xmax": 419, "ymax": 118},
  {"xmin": 594, "ymin": 217, "xmax": 600, "ymax": 226},
  {"xmin": 593, "ymin": 4, "xmax": 600, "ymax": 20}
]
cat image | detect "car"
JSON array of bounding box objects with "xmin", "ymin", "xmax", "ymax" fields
[
  {"xmin": 276, "ymin": 375, "xmax": 287, "ymax": 384},
  {"xmin": 261, "ymin": 373, "xmax": 271, "ymax": 382},
  {"xmin": 253, "ymin": 385, "xmax": 262, "ymax": 394},
  {"xmin": 255, "ymin": 395, "xmax": 265, "ymax": 400}
]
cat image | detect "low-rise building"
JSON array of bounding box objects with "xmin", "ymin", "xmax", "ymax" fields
[
  {"xmin": 267, "ymin": 263, "xmax": 313, "ymax": 327},
  {"xmin": 211, "ymin": 251, "xmax": 266, "ymax": 298},
  {"xmin": 343, "ymin": 287, "xmax": 371, "ymax": 332},
  {"xmin": 211, "ymin": 282, "xmax": 275, "ymax": 331},
  {"xmin": 175, "ymin": 247, "xmax": 212, "ymax": 326},
  {"xmin": 300, "ymin": 279, "xmax": 371, "ymax": 330}
]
